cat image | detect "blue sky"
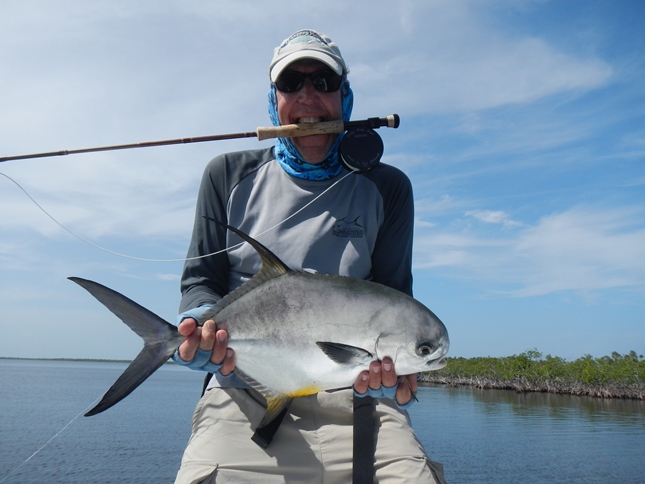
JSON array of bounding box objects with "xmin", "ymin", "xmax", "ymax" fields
[{"xmin": 1, "ymin": 1, "xmax": 643, "ymax": 361}]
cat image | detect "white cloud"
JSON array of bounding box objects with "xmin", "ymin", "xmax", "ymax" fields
[
  {"xmin": 345, "ymin": 3, "xmax": 612, "ymax": 116},
  {"xmin": 510, "ymin": 206, "xmax": 645, "ymax": 295},
  {"xmin": 416, "ymin": 195, "xmax": 466, "ymax": 217},
  {"xmin": 414, "ymin": 206, "xmax": 645, "ymax": 296},
  {"xmin": 466, "ymin": 209, "xmax": 523, "ymax": 227}
]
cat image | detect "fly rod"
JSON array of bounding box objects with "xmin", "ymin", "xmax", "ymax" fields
[{"xmin": 0, "ymin": 114, "xmax": 399, "ymax": 163}]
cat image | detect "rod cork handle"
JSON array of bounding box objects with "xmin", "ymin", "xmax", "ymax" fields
[{"xmin": 256, "ymin": 120, "xmax": 346, "ymax": 141}]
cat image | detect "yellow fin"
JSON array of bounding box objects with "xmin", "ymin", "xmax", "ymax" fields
[{"xmin": 287, "ymin": 384, "xmax": 323, "ymax": 398}]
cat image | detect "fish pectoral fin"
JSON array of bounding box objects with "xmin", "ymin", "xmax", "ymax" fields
[{"xmin": 316, "ymin": 341, "xmax": 374, "ymax": 366}]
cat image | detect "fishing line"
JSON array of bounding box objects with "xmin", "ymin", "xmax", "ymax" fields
[
  {"xmin": 0, "ymin": 168, "xmax": 356, "ymax": 479},
  {"xmin": 0, "ymin": 395, "xmax": 102, "ymax": 483},
  {"xmin": 1, "ymin": 114, "xmax": 399, "ymax": 261},
  {"xmin": 0, "ymin": 170, "xmax": 356, "ymax": 263}
]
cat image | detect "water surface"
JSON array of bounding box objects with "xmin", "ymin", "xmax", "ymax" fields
[
  {"xmin": 409, "ymin": 385, "xmax": 645, "ymax": 483},
  {"xmin": 1, "ymin": 360, "xmax": 643, "ymax": 483}
]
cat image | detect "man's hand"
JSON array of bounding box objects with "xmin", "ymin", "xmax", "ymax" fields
[
  {"xmin": 177, "ymin": 318, "xmax": 235, "ymax": 375},
  {"xmin": 354, "ymin": 357, "xmax": 418, "ymax": 406}
]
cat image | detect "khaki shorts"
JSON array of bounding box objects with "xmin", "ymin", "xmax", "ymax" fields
[{"xmin": 175, "ymin": 387, "xmax": 446, "ymax": 484}]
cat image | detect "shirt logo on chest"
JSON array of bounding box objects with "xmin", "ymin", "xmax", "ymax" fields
[{"xmin": 332, "ymin": 216, "xmax": 364, "ymax": 238}]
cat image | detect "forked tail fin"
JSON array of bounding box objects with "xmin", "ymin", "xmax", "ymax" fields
[{"xmin": 69, "ymin": 277, "xmax": 184, "ymax": 416}]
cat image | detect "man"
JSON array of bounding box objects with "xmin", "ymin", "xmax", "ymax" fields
[{"xmin": 173, "ymin": 29, "xmax": 446, "ymax": 483}]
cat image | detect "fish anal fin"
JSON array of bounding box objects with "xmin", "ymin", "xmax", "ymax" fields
[
  {"xmin": 252, "ymin": 405, "xmax": 290, "ymax": 449},
  {"xmin": 234, "ymin": 368, "xmax": 292, "ymax": 428},
  {"xmin": 258, "ymin": 393, "xmax": 292, "ymax": 430},
  {"xmin": 234, "ymin": 368, "xmax": 293, "ymax": 448},
  {"xmin": 316, "ymin": 341, "xmax": 374, "ymax": 366}
]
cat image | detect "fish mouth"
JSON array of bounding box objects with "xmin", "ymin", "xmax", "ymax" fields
[
  {"xmin": 423, "ymin": 341, "xmax": 449, "ymax": 370},
  {"xmin": 426, "ymin": 357, "xmax": 447, "ymax": 370}
]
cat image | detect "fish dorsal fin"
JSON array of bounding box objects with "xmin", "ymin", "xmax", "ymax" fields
[
  {"xmin": 224, "ymin": 222, "xmax": 291, "ymax": 279},
  {"xmin": 198, "ymin": 220, "xmax": 292, "ymax": 324},
  {"xmin": 316, "ymin": 342, "xmax": 374, "ymax": 366},
  {"xmin": 205, "ymin": 218, "xmax": 291, "ymax": 278}
]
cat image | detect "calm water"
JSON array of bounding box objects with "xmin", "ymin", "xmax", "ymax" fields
[{"xmin": 1, "ymin": 359, "xmax": 643, "ymax": 483}]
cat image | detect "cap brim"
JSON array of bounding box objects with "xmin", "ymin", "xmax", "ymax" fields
[{"xmin": 270, "ymin": 51, "xmax": 343, "ymax": 82}]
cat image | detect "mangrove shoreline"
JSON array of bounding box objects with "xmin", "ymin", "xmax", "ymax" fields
[{"xmin": 421, "ymin": 350, "xmax": 645, "ymax": 400}]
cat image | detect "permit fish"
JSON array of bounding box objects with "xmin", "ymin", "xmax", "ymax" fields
[{"xmin": 70, "ymin": 224, "xmax": 449, "ymax": 447}]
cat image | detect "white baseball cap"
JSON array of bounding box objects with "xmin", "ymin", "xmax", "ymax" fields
[{"xmin": 269, "ymin": 29, "xmax": 347, "ymax": 82}]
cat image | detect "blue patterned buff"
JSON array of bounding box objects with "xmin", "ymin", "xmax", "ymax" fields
[{"xmin": 267, "ymin": 80, "xmax": 354, "ymax": 181}]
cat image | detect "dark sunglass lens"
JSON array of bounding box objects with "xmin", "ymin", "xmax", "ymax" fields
[
  {"xmin": 275, "ymin": 70, "xmax": 343, "ymax": 93},
  {"xmin": 311, "ymin": 72, "xmax": 342, "ymax": 92},
  {"xmin": 311, "ymin": 75, "xmax": 329, "ymax": 92},
  {"xmin": 275, "ymin": 71, "xmax": 305, "ymax": 92}
]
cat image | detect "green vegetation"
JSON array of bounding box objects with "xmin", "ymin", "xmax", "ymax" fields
[{"xmin": 422, "ymin": 349, "xmax": 645, "ymax": 399}]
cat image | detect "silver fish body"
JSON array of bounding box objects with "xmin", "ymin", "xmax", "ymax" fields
[
  {"xmin": 70, "ymin": 224, "xmax": 449, "ymax": 446},
  {"xmin": 208, "ymin": 271, "xmax": 448, "ymax": 397}
]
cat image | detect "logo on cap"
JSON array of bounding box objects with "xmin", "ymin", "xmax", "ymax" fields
[{"xmin": 280, "ymin": 30, "xmax": 329, "ymax": 50}]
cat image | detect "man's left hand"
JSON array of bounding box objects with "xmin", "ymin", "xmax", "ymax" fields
[{"xmin": 353, "ymin": 357, "xmax": 418, "ymax": 406}]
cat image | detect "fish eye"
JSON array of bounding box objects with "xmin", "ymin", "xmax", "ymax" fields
[{"xmin": 416, "ymin": 342, "xmax": 435, "ymax": 356}]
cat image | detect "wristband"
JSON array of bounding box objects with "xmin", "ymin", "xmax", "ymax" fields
[
  {"xmin": 353, "ymin": 383, "xmax": 416, "ymax": 409},
  {"xmin": 175, "ymin": 304, "xmax": 212, "ymax": 326},
  {"xmin": 172, "ymin": 348, "xmax": 223, "ymax": 373}
]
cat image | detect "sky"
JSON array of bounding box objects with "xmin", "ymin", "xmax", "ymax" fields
[{"xmin": 0, "ymin": 1, "xmax": 643, "ymax": 362}]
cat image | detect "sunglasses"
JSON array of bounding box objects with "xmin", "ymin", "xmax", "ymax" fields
[{"xmin": 275, "ymin": 70, "xmax": 344, "ymax": 93}]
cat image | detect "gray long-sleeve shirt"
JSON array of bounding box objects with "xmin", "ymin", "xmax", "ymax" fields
[{"xmin": 179, "ymin": 147, "xmax": 414, "ymax": 313}]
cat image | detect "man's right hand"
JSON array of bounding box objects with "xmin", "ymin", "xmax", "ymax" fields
[{"xmin": 177, "ymin": 318, "xmax": 236, "ymax": 375}]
